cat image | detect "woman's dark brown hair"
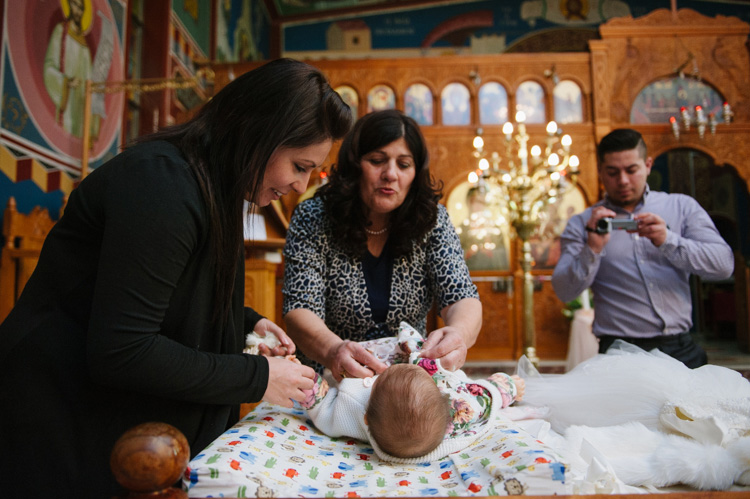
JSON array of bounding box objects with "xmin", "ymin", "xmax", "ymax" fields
[
  {"xmin": 317, "ymin": 109, "xmax": 442, "ymax": 257},
  {"xmin": 141, "ymin": 58, "xmax": 352, "ymax": 324}
]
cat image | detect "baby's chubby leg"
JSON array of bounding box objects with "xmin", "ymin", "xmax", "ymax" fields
[{"xmin": 487, "ymin": 372, "xmax": 524, "ymax": 407}]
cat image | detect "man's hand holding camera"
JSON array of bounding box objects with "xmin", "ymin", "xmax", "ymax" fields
[
  {"xmin": 585, "ymin": 206, "xmax": 617, "ymax": 253},
  {"xmin": 632, "ymin": 212, "xmax": 668, "ymax": 247},
  {"xmin": 586, "ymin": 207, "xmax": 668, "ymax": 252}
]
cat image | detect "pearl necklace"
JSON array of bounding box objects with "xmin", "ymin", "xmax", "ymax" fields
[{"xmin": 365, "ymin": 226, "xmax": 388, "ymax": 236}]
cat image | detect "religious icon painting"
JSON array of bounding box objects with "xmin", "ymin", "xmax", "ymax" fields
[
  {"xmin": 441, "ymin": 82, "xmax": 470, "ymax": 126},
  {"xmin": 2, "ymin": 0, "xmax": 126, "ymax": 172},
  {"xmin": 335, "ymin": 85, "xmax": 359, "ymax": 120},
  {"xmin": 404, "ymin": 83, "xmax": 433, "ymax": 126},
  {"xmin": 367, "ymin": 84, "xmax": 395, "ymax": 113}
]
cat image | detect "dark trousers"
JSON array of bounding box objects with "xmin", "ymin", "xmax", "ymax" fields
[{"xmin": 598, "ymin": 332, "xmax": 708, "ymax": 369}]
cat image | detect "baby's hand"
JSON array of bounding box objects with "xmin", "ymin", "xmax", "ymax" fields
[{"xmin": 512, "ymin": 375, "xmax": 525, "ymax": 401}]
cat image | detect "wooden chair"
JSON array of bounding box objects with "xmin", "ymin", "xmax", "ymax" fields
[{"xmin": 0, "ymin": 197, "xmax": 57, "ymax": 323}]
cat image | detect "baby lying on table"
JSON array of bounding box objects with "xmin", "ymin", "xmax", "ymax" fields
[{"xmin": 251, "ymin": 322, "xmax": 524, "ymax": 463}]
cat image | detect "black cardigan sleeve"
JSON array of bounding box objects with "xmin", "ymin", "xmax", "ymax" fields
[
  {"xmin": 80, "ymin": 143, "xmax": 268, "ymax": 405},
  {"xmin": 244, "ymin": 307, "xmax": 265, "ymax": 334}
]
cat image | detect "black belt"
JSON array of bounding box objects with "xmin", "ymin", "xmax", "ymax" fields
[{"xmin": 598, "ymin": 332, "xmax": 693, "ymax": 348}]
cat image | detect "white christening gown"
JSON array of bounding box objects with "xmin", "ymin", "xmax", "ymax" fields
[
  {"xmin": 516, "ymin": 341, "xmax": 750, "ymax": 490},
  {"xmin": 519, "ymin": 340, "xmax": 750, "ymax": 444}
]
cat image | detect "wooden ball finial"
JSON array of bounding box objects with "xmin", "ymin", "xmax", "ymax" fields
[{"xmin": 110, "ymin": 422, "xmax": 190, "ymax": 498}]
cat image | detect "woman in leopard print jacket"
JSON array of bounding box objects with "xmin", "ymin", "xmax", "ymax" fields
[{"xmin": 283, "ymin": 110, "xmax": 481, "ymax": 381}]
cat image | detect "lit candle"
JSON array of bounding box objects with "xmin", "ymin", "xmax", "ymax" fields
[
  {"xmin": 569, "ymin": 155, "xmax": 580, "ymax": 171},
  {"xmin": 680, "ymin": 106, "xmax": 690, "ymax": 131},
  {"xmin": 670, "ymin": 116, "xmax": 680, "ymax": 138},
  {"xmin": 548, "ymin": 153, "xmax": 560, "ymax": 167},
  {"xmin": 561, "ymin": 134, "xmax": 572, "ymax": 151},
  {"xmin": 478, "ymin": 158, "xmax": 489, "ymax": 171},
  {"xmin": 723, "ymin": 102, "xmax": 733, "ymax": 124},
  {"xmin": 546, "ymin": 121, "xmax": 558, "ymax": 135},
  {"xmin": 473, "ymin": 135, "xmax": 484, "ymax": 150},
  {"xmin": 695, "ymin": 105, "xmax": 705, "ymax": 124},
  {"xmin": 468, "ymin": 171, "xmax": 479, "ymax": 183},
  {"xmin": 502, "ymin": 122, "xmax": 513, "ymax": 140},
  {"xmin": 515, "ymin": 110, "xmax": 526, "ymax": 123}
]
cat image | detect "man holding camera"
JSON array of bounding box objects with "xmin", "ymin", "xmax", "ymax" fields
[{"xmin": 552, "ymin": 128, "xmax": 733, "ymax": 367}]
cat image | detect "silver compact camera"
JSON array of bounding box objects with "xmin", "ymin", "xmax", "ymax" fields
[{"xmin": 595, "ymin": 217, "xmax": 638, "ymax": 235}]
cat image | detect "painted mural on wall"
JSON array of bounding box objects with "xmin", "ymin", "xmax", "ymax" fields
[
  {"xmin": 283, "ymin": 0, "xmax": 631, "ymax": 55},
  {"xmin": 1, "ymin": 0, "xmax": 126, "ymax": 173},
  {"xmin": 215, "ymin": 0, "xmax": 271, "ymax": 62},
  {"xmin": 174, "ymin": 0, "xmax": 212, "ymax": 58},
  {"xmin": 282, "ymin": 0, "xmax": 750, "ymax": 56}
]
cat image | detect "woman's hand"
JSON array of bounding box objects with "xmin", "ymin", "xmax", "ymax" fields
[
  {"xmin": 425, "ymin": 297, "xmax": 481, "ymax": 371},
  {"xmin": 254, "ymin": 318, "xmax": 296, "ymax": 357},
  {"xmin": 328, "ymin": 340, "xmax": 387, "ymax": 382},
  {"xmin": 262, "ymin": 357, "xmax": 316, "ymax": 408},
  {"xmin": 419, "ymin": 326, "xmax": 469, "ymax": 371}
]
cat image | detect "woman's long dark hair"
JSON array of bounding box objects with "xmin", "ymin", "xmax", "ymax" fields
[
  {"xmin": 141, "ymin": 59, "xmax": 352, "ymax": 324},
  {"xmin": 318, "ymin": 110, "xmax": 442, "ymax": 257}
]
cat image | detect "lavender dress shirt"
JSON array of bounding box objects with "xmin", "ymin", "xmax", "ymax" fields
[{"xmin": 552, "ymin": 188, "xmax": 734, "ymax": 338}]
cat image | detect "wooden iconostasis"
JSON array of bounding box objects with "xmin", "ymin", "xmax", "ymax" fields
[{"xmin": 217, "ymin": 8, "xmax": 750, "ymax": 362}]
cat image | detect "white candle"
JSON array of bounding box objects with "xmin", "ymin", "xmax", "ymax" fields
[{"xmin": 502, "ymin": 122, "xmax": 513, "ymax": 140}]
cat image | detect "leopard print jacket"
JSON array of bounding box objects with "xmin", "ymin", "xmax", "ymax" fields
[{"xmin": 282, "ymin": 197, "xmax": 478, "ymax": 369}]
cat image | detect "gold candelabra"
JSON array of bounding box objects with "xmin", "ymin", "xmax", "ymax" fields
[{"xmin": 468, "ymin": 111, "xmax": 579, "ymax": 366}]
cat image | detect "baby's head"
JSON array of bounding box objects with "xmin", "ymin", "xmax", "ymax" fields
[{"xmin": 365, "ymin": 362, "xmax": 451, "ymax": 459}]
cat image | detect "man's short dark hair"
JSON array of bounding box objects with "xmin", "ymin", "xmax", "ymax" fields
[{"xmin": 597, "ymin": 128, "xmax": 647, "ymax": 163}]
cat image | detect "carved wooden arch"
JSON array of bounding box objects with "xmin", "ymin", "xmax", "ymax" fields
[
  {"xmin": 403, "ymin": 78, "xmax": 438, "ymax": 99},
  {"xmin": 648, "ymin": 139, "xmax": 750, "ymax": 192},
  {"xmin": 599, "ymin": 8, "xmax": 750, "ymax": 109},
  {"xmin": 648, "ymin": 143, "xmax": 749, "ymax": 182},
  {"xmin": 592, "ymin": 7, "xmax": 750, "ymax": 191},
  {"xmin": 476, "ymin": 77, "xmax": 513, "ymax": 96},
  {"xmin": 641, "ymin": 128, "xmax": 750, "ymax": 192},
  {"xmin": 435, "ymin": 75, "xmax": 475, "ymax": 95},
  {"xmin": 649, "ymin": 142, "xmax": 717, "ymax": 164}
]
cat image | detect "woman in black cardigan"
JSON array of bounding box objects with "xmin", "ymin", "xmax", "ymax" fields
[{"xmin": 0, "ymin": 58, "xmax": 352, "ymax": 498}]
